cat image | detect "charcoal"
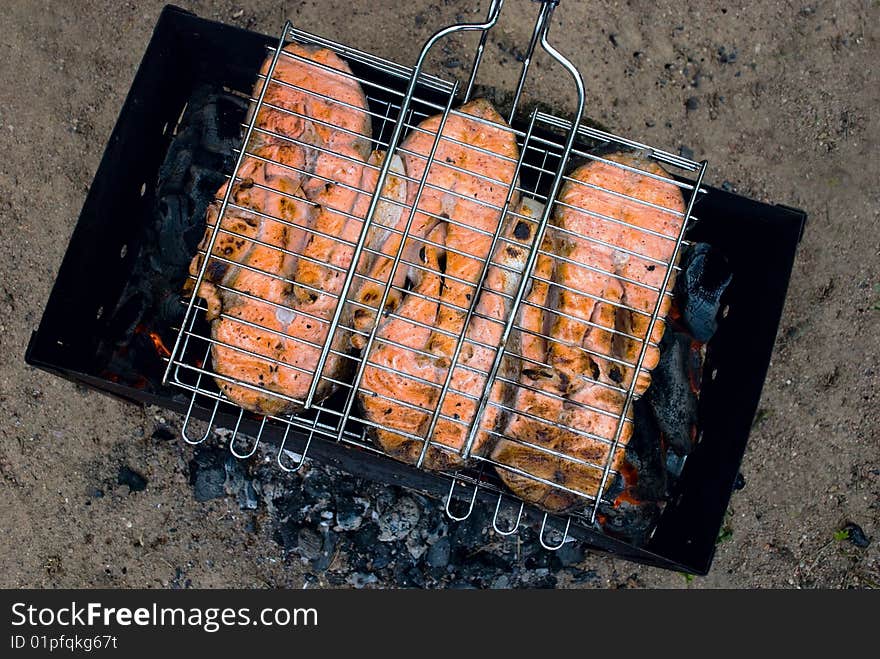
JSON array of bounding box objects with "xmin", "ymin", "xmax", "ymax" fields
[
  {"xmin": 391, "ymin": 556, "xmax": 418, "ymax": 586},
  {"xmin": 295, "ymin": 528, "xmax": 323, "ymax": 562},
  {"xmin": 405, "ymin": 566, "xmax": 427, "ymax": 588},
  {"xmin": 310, "ymin": 530, "xmax": 338, "ymax": 571},
  {"xmin": 377, "ymin": 496, "xmax": 420, "ymax": 542},
  {"xmin": 627, "ymin": 399, "xmax": 668, "ymax": 498},
  {"xmin": 521, "ymin": 568, "xmax": 558, "ymax": 589},
  {"xmin": 188, "ymin": 445, "xmax": 226, "ymax": 502},
  {"xmin": 567, "ymin": 568, "xmax": 601, "ymax": 584},
  {"xmin": 274, "ymin": 522, "xmax": 300, "ymax": 553},
  {"xmin": 351, "ymin": 522, "xmax": 380, "ymax": 552},
  {"xmin": 347, "ymin": 572, "xmax": 378, "ymax": 589},
  {"xmin": 490, "ymin": 575, "xmax": 511, "ymax": 589},
  {"xmin": 601, "ymin": 500, "xmax": 662, "ymax": 545},
  {"xmin": 648, "ymin": 331, "xmax": 700, "ymax": 455},
  {"xmin": 448, "ymin": 503, "xmax": 492, "ymax": 548},
  {"xmin": 325, "ymin": 572, "xmax": 348, "ymax": 587},
  {"xmin": 302, "ymin": 469, "xmax": 333, "ymax": 503},
  {"xmin": 371, "ymin": 545, "xmax": 393, "ymax": 570},
  {"xmin": 271, "ymin": 488, "xmax": 306, "ymax": 526},
  {"xmin": 425, "ymin": 537, "xmax": 451, "ymax": 568},
  {"xmin": 665, "ymin": 451, "xmax": 688, "ymax": 478},
  {"xmin": 151, "ymin": 424, "xmax": 176, "ymax": 442},
  {"xmin": 224, "ymin": 455, "xmax": 259, "ymax": 510},
  {"xmin": 554, "ymin": 541, "xmax": 586, "ymax": 567},
  {"xmin": 524, "ymin": 550, "xmax": 553, "ymax": 570},
  {"xmin": 675, "ymin": 242, "xmax": 733, "ymax": 342},
  {"xmin": 98, "ymin": 85, "xmax": 247, "ymax": 387},
  {"xmin": 334, "ymin": 497, "xmax": 368, "ymax": 532},
  {"xmin": 405, "ymin": 532, "xmax": 429, "ymax": 560},
  {"xmin": 117, "ymin": 466, "xmax": 148, "ymax": 492},
  {"xmin": 842, "ymin": 522, "xmax": 871, "ymax": 548}
]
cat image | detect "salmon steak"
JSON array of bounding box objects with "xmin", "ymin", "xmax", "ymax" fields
[
  {"xmin": 189, "ymin": 43, "xmax": 375, "ymax": 415},
  {"xmin": 492, "ymin": 152, "xmax": 687, "ymax": 513},
  {"xmin": 356, "ymin": 100, "xmax": 522, "ymax": 469},
  {"xmin": 358, "ymin": 198, "xmax": 539, "ymax": 471}
]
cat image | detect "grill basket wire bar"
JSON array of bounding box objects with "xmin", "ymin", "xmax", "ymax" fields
[
  {"xmin": 463, "ymin": 0, "xmax": 501, "ymax": 102},
  {"xmin": 415, "ymin": 110, "xmax": 540, "ymax": 469},
  {"xmin": 303, "ymin": 0, "xmax": 506, "ymax": 408},
  {"xmin": 180, "ymin": 311, "xmax": 219, "ymax": 445},
  {"xmin": 588, "ymin": 159, "xmax": 709, "ymax": 523},
  {"xmin": 461, "ymin": 0, "xmax": 587, "ymax": 464},
  {"xmin": 229, "ymin": 410, "xmax": 267, "ymax": 459},
  {"xmin": 492, "ymin": 494, "xmax": 525, "ymax": 535},
  {"xmin": 163, "ymin": 1, "xmax": 710, "ymax": 538},
  {"xmin": 540, "ymin": 514, "xmax": 572, "ymax": 551},
  {"xmin": 162, "ymin": 21, "xmax": 292, "ymax": 386},
  {"xmin": 507, "ymin": 0, "xmax": 553, "ymax": 124},
  {"xmin": 445, "ymin": 477, "xmax": 479, "ymax": 521}
]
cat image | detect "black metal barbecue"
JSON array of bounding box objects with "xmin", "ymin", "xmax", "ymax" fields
[{"xmin": 25, "ymin": 3, "xmax": 805, "ymax": 575}]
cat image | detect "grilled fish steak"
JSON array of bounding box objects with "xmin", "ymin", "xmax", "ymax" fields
[
  {"xmin": 359, "ymin": 199, "xmax": 538, "ymax": 470},
  {"xmin": 492, "ymin": 152, "xmax": 686, "ymax": 513},
  {"xmin": 401, "ymin": 98, "xmax": 521, "ymax": 364},
  {"xmin": 357, "ymin": 99, "xmax": 522, "ymax": 470},
  {"xmin": 190, "ymin": 44, "xmax": 372, "ymax": 415},
  {"xmin": 549, "ymin": 152, "xmax": 687, "ymax": 395},
  {"xmin": 347, "ymin": 150, "xmax": 409, "ymax": 348}
]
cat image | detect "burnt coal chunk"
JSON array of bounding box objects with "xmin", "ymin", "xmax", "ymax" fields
[
  {"xmin": 567, "ymin": 568, "xmax": 601, "ymax": 584},
  {"xmin": 522, "ymin": 569, "xmax": 558, "ymax": 589},
  {"xmin": 151, "ymin": 424, "xmax": 176, "ymax": 442},
  {"xmin": 647, "ymin": 331, "xmax": 700, "ymax": 456},
  {"xmin": 674, "ymin": 242, "xmax": 733, "ymax": 342},
  {"xmin": 425, "ymin": 536, "xmax": 451, "ymax": 568},
  {"xmin": 117, "ymin": 466, "xmax": 148, "ymax": 492},
  {"xmin": 271, "ymin": 487, "xmax": 306, "ymax": 526},
  {"xmin": 224, "ymin": 455, "xmax": 259, "ymax": 510},
  {"xmin": 310, "ymin": 530, "xmax": 338, "ymax": 571},
  {"xmin": 601, "ymin": 500, "xmax": 662, "ymax": 545},
  {"xmin": 188, "ymin": 445, "xmax": 226, "ymax": 501},
  {"xmin": 295, "ymin": 527, "xmax": 324, "ymax": 562},
  {"xmin": 553, "ymin": 541, "xmax": 586, "ymax": 568},
  {"xmin": 325, "ymin": 572, "xmax": 348, "ymax": 587},
  {"xmin": 447, "ymin": 503, "xmax": 492, "ymax": 549},
  {"xmin": 842, "ymin": 522, "xmax": 871, "ymax": 548},
  {"xmin": 302, "ymin": 470, "xmax": 333, "ymax": 502}
]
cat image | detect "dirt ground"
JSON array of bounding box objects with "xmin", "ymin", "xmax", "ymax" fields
[{"xmin": 1, "ymin": 0, "xmax": 877, "ymax": 589}]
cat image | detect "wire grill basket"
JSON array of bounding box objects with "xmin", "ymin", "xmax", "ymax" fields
[{"xmin": 162, "ymin": 0, "xmax": 707, "ymax": 548}]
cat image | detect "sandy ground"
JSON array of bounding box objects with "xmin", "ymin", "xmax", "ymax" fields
[{"xmin": 1, "ymin": 0, "xmax": 877, "ymax": 589}]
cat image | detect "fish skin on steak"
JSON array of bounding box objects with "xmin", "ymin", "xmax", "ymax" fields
[
  {"xmin": 492, "ymin": 152, "xmax": 687, "ymax": 513},
  {"xmin": 189, "ymin": 44, "xmax": 373, "ymax": 415}
]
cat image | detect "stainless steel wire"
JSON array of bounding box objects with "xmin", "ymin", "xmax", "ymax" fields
[{"xmin": 163, "ymin": 1, "xmax": 707, "ymax": 541}]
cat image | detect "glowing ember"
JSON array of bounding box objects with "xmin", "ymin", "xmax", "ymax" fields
[{"xmin": 135, "ymin": 325, "xmax": 171, "ymax": 358}]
